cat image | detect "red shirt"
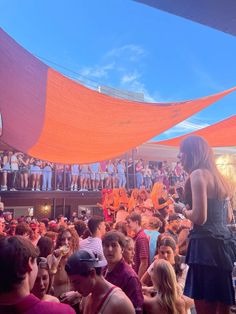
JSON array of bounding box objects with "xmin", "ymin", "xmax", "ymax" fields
[
  {"xmin": 105, "ymin": 258, "xmax": 143, "ymax": 312},
  {"xmin": 0, "ymin": 294, "xmax": 75, "ymax": 314},
  {"xmin": 133, "ymin": 229, "xmax": 150, "ymax": 274}
]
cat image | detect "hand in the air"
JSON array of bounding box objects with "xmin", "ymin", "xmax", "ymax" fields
[{"xmin": 173, "ymin": 201, "xmax": 186, "ymax": 214}]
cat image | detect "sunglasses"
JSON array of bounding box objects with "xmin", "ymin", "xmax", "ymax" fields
[{"xmin": 37, "ymin": 256, "xmax": 48, "ymax": 266}]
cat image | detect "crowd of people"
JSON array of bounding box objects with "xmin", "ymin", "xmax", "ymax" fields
[
  {"xmin": 0, "ymin": 150, "xmax": 186, "ymax": 192},
  {"xmin": 0, "ymin": 196, "xmax": 194, "ymax": 314},
  {"xmin": 0, "ymin": 135, "xmax": 236, "ymax": 314}
]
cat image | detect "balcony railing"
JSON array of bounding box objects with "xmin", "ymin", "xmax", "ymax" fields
[{"xmin": 0, "ymin": 169, "xmax": 182, "ymax": 192}]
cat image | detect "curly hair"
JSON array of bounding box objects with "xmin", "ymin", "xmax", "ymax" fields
[{"xmin": 55, "ymin": 227, "xmax": 79, "ymax": 253}]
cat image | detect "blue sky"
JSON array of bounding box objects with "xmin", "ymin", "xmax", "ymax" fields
[{"xmin": 0, "ymin": 0, "xmax": 235, "ymax": 141}]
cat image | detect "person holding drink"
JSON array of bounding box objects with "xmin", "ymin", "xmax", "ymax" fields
[{"xmin": 173, "ymin": 135, "xmax": 236, "ymax": 314}]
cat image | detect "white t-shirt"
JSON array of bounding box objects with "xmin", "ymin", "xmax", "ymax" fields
[{"xmin": 11, "ymin": 155, "xmax": 19, "ymax": 171}]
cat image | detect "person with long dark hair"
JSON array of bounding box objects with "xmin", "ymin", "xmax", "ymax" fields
[{"xmin": 174, "ymin": 135, "xmax": 236, "ymax": 314}]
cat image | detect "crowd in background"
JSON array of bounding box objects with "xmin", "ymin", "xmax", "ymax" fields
[
  {"xmin": 1, "ymin": 136, "xmax": 236, "ymax": 314},
  {"xmin": 0, "ymin": 180, "xmax": 195, "ymax": 313},
  {"xmin": 0, "ymin": 177, "xmax": 236, "ymax": 313},
  {"xmin": 0, "ymin": 150, "xmax": 186, "ymax": 192}
]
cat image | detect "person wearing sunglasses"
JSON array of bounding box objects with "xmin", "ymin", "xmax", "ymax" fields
[
  {"xmin": 31, "ymin": 257, "xmax": 59, "ymax": 302},
  {"xmin": 0, "ymin": 236, "xmax": 75, "ymax": 313}
]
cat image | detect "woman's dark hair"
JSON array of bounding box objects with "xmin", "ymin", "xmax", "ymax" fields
[
  {"xmin": 176, "ymin": 186, "xmax": 184, "ymax": 203},
  {"xmin": 81, "ymin": 228, "xmax": 91, "ymax": 239},
  {"xmin": 173, "ymin": 255, "xmax": 184, "ymax": 279},
  {"xmin": 15, "ymin": 222, "xmax": 31, "ymax": 236},
  {"xmin": 157, "ymin": 236, "xmax": 177, "ymax": 252},
  {"xmin": 105, "ymin": 222, "xmax": 112, "ymax": 232},
  {"xmin": 37, "ymin": 236, "xmax": 54, "ymax": 258},
  {"xmin": 114, "ymin": 221, "xmax": 128, "ymax": 236},
  {"xmin": 153, "ymin": 212, "xmax": 166, "ymax": 233},
  {"xmin": 180, "ymin": 135, "xmax": 231, "ymax": 200},
  {"xmin": 74, "ymin": 220, "xmax": 87, "ymax": 237},
  {"xmin": 44, "ymin": 231, "xmax": 57, "ymax": 243},
  {"xmin": 157, "ymin": 235, "xmax": 183, "ymax": 279},
  {"xmin": 0, "ymin": 236, "xmax": 39, "ymax": 293},
  {"xmin": 40, "ymin": 218, "xmax": 49, "ymax": 228}
]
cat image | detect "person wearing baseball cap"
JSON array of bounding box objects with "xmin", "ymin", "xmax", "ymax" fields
[{"xmin": 65, "ymin": 249, "xmax": 135, "ymax": 314}]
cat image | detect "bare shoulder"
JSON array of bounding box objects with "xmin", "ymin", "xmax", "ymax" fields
[
  {"xmin": 176, "ymin": 297, "xmax": 187, "ymax": 314},
  {"xmin": 191, "ymin": 168, "xmax": 215, "ymax": 193},
  {"xmin": 42, "ymin": 294, "xmax": 60, "ymax": 303},
  {"xmin": 143, "ymin": 295, "xmax": 160, "ymax": 314},
  {"xmin": 190, "ymin": 169, "xmax": 205, "ymax": 179},
  {"xmin": 190, "ymin": 169, "xmax": 209, "ymax": 186},
  {"xmin": 191, "ymin": 168, "xmax": 213, "ymax": 180},
  {"xmin": 107, "ymin": 289, "xmax": 135, "ymax": 314}
]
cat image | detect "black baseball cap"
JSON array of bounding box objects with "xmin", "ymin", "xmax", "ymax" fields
[{"xmin": 65, "ymin": 249, "xmax": 107, "ymax": 275}]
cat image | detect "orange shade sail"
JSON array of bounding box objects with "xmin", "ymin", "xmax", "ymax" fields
[
  {"xmin": 154, "ymin": 115, "xmax": 236, "ymax": 147},
  {"xmin": 1, "ymin": 27, "xmax": 236, "ymax": 163}
]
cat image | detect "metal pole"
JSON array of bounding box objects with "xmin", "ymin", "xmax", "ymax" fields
[
  {"xmin": 132, "ymin": 149, "xmax": 136, "ymax": 188},
  {"xmin": 63, "ymin": 165, "xmax": 66, "ymax": 191},
  {"xmin": 125, "ymin": 152, "xmax": 129, "ymax": 190},
  {"xmin": 63, "ymin": 197, "xmax": 66, "ymax": 217},
  {"xmin": 52, "ymin": 198, "xmax": 56, "ymax": 219}
]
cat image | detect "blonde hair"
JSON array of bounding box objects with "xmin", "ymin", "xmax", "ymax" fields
[{"xmin": 152, "ymin": 259, "xmax": 179, "ymax": 314}]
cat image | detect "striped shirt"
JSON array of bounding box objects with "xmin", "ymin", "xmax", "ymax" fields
[
  {"xmin": 133, "ymin": 229, "xmax": 150, "ymax": 274},
  {"xmin": 79, "ymin": 236, "xmax": 107, "ymax": 263}
]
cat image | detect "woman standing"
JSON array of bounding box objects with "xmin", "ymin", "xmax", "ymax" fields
[
  {"xmin": 1, "ymin": 151, "xmax": 11, "ymax": 191},
  {"xmin": 18, "ymin": 153, "xmax": 30, "ymax": 190},
  {"xmin": 70, "ymin": 164, "xmax": 79, "ymax": 191},
  {"xmin": 174, "ymin": 135, "xmax": 236, "ymax": 314},
  {"xmin": 30, "ymin": 158, "xmax": 42, "ymax": 191}
]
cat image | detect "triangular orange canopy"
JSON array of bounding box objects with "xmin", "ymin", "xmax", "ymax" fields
[
  {"xmin": 153, "ymin": 115, "xmax": 236, "ymax": 147},
  {"xmin": 1, "ymin": 27, "xmax": 236, "ymax": 163}
]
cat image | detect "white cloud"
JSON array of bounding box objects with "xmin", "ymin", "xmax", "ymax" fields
[
  {"xmin": 121, "ymin": 72, "xmax": 141, "ymax": 84},
  {"xmin": 76, "ymin": 44, "xmax": 163, "ymax": 103},
  {"xmin": 80, "ymin": 63, "xmax": 115, "ymax": 79},
  {"xmin": 105, "ymin": 44, "xmax": 146, "ymax": 61},
  {"xmin": 163, "ymin": 119, "xmax": 209, "ymax": 136}
]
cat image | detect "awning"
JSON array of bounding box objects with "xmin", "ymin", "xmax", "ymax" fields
[
  {"xmin": 153, "ymin": 115, "xmax": 236, "ymax": 147},
  {"xmin": 1, "ymin": 27, "xmax": 235, "ymax": 163}
]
